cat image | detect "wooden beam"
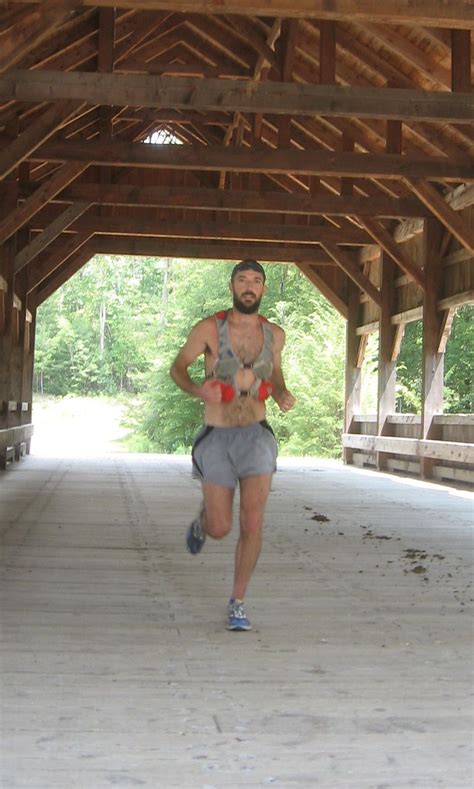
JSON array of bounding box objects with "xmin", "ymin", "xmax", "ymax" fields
[
  {"xmin": 94, "ymin": 234, "xmax": 334, "ymax": 265},
  {"xmin": 342, "ymin": 433, "xmax": 474, "ymax": 464},
  {"xmin": 0, "ymin": 163, "xmax": 88, "ymax": 245},
  {"xmin": 319, "ymin": 21, "xmax": 336, "ymax": 85},
  {"xmin": 343, "ymin": 280, "xmax": 363, "ymax": 464},
  {"xmin": 421, "ymin": 218, "xmax": 445, "ymax": 477},
  {"xmin": 27, "ymin": 231, "xmax": 94, "ymax": 293},
  {"xmin": 359, "ymin": 217, "xmax": 426, "ymax": 288},
  {"xmin": 406, "ymin": 179, "xmax": 474, "ymax": 255},
  {"xmin": 391, "ymin": 322, "xmax": 406, "ymax": 361},
  {"xmin": 437, "ymin": 290, "xmax": 474, "ymax": 311},
  {"xmin": 32, "ymin": 242, "xmax": 95, "ymax": 308},
  {"xmin": 0, "ymin": 100, "xmax": 84, "ymax": 180},
  {"xmin": 276, "ymin": 19, "xmax": 298, "ymax": 147},
  {"xmin": 356, "ymin": 334, "xmax": 368, "ymax": 368},
  {"xmin": 437, "ymin": 307, "xmax": 455, "ymax": 354},
  {"xmin": 121, "ymin": 59, "xmax": 245, "ymax": 78},
  {"xmin": 394, "ymin": 184, "xmax": 474, "ymax": 244},
  {"xmin": 0, "ymin": 0, "xmax": 80, "ymax": 74},
  {"xmin": 296, "ymin": 262, "xmax": 348, "ymax": 318},
  {"xmin": 5, "ymin": 1, "xmax": 474, "ymax": 29},
  {"xmin": 14, "ymin": 202, "xmax": 91, "ymax": 274},
  {"xmin": 98, "ymin": 7, "xmax": 115, "ymax": 143},
  {"xmin": 254, "ymin": 18, "xmax": 281, "ymax": 81},
  {"xmin": 377, "ymin": 252, "xmax": 397, "ymax": 470},
  {"xmin": 35, "ymin": 214, "xmax": 371, "ymax": 245},
  {"xmin": 2, "ymin": 71, "xmax": 473, "ymax": 123},
  {"xmin": 33, "ymin": 139, "xmax": 473, "ymax": 182},
  {"xmin": 52, "ymin": 182, "xmax": 429, "ymax": 218},
  {"xmin": 223, "ymin": 16, "xmax": 280, "ymax": 72},
  {"xmin": 320, "ymin": 242, "xmax": 382, "ymax": 306},
  {"xmin": 452, "ymin": 30, "xmax": 472, "ymax": 93}
]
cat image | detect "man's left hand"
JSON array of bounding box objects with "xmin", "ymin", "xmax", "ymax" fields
[{"xmin": 274, "ymin": 389, "xmax": 296, "ymax": 412}]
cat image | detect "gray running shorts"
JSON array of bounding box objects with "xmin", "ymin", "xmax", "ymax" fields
[{"xmin": 191, "ymin": 420, "xmax": 278, "ymax": 489}]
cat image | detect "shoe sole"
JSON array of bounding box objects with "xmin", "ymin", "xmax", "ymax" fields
[
  {"xmin": 227, "ymin": 622, "xmax": 252, "ymax": 631},
  {"xmin": 186, "ymin": 525, "xmax": 205, "ymax": 555}
]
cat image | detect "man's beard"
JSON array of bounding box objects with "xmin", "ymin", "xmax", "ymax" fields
[{"xmin": 233, "ymin": 292, "xmax": 262, "ymax": 314}]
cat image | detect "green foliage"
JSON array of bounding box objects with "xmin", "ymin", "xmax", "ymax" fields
[
  {"xmin": 392, "ymin": 306, "xmax": 473, "ymax": 414},
  {"xmin": 396, "ymin": 321, "xmax": 422, "ymax": 413},
  {"xmin": 34, "ymin": 254, "xmax": 165, "ymax": 395},
  {"xmin": 444, "ymin": 306, "xmax": 474, "ymax": 413},
  {"xmin": 34, "ymin": 253, "xmax": 473, "ymax": 457},
  {"xmin": 125, "ymin": 259, "xmax": 345, "ymax": 456}
]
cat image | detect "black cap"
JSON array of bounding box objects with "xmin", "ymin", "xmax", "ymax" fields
[{"xmin": 231, "ymin": 259, "xmax": 266, "ymax": 282}]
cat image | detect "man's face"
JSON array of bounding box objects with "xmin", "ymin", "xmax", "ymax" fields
[{"xmin": 230, "ymin": 271, "xmax": 266, "ymax": 314}]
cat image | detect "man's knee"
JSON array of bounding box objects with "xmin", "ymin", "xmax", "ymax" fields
[
  {"xmin": 239, "ymin": 512, "xmax": 264, "ymax": 537},
  {"xmin": 204, "ymin": 511, "xmax": 232, "ymax": 540}
]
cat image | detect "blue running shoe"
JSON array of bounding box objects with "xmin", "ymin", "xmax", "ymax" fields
[
  {"xmin": 186, "ymin": 506, "xmax": 206, "ymax": 555},
  {"xmin": 227, "ymin": 599, "xmax": 252, "ymax": 631}
]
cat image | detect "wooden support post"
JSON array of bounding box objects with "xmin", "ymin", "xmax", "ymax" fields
[
  {"xmin": 319, "ymin": 21, "xmax": 336, "ymax": 85},
  {"xmin": 249, "ymin": 114, "xmax": 262, "ymax": 192},
  {"xmin": 344, "ymin": 280, "xmax": 362, "ymax": 464},
  {"xmin": 377, "ymin": 252, "xmax": 397, "ymax": 470},
  {"xmin": 277, "ymin": 19, "xmax": 298, "ymax": 149},
  {"xmin": 0, "ymin": 222, "xmax": 17, "ymax": 468},
  {"xmin": 421, "ymin": 217, "xmax": 445, "ymax": 479},
  {"xmin": 98, "ymin": 7, "xmax": 115, "ymax": 216},
  {"xmin": 340, "ymin": 132, "xmax": 354, "ymax": 196},
  {"xmin": 23, "ymin": 306, "xmax": 35, "ymax": 452},
  {"xmin": 451, "ymin": 30, "xmax": 471, "ymax": 93},
  {"xmin": 12, "ymin": 267, "xmax": 29, "ymax": 435}
]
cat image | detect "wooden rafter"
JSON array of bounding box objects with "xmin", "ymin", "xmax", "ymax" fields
[
  {"xmin": 27, "ymin": 231, "xmax": 94, "ymax": 293},
  {"xmin": 452, "ymin": 30, "xmax": 472, "ymax": 93},
  {"xmin": 29, "ymin": 213, "xmax": 372, "ymax": 246},
  {"xmin": 94, "ymin": 234, "xmax": 334, "ymax": 265},
  {"xmin": 406, "ymin": 179, "xmax": 474, "ymax": 255},
  {"xmin": 32, "ymin": 239, "xmax": 95, "ymax": 307},
  {"xmin": 2, "ymin": 71, "xmax": 473, "ymax": 123},
  {"xmin": 296, "ymin": 262, "xmax": 348, "ymax": 318},
  {"xmin": 394, "ymin": 184, "xmax": 474, "ymax": 244},
  {"xmin": 0, "ymin": 100, "xmax": 84, "ymax": 180},
  {"xmin": 0, "ymin": 0, "xmax": 81, "ymax": 74},
  {"xmin": 437, "ymin": 307, "xmax": 456, "ymax": 354},
  {"xmin": 5, "ymin": 1, "xmax": 474, "ymax": 29},
  {"xmin": 320, "ymin": 242, "xmax": 382, "ymax": 307},
  {"xmin": 0, "ymin": 162, "xmax": 88, "ymax": 244},
  {"xmin": 359, "ymin": 217, "xmax": 426, "ymax": 288},
  {"xmin": 45, "ymin": 182, "xmax": 429, "ymax": 218},
  {"xmin": 14, "ymin": 202, "xmax": 91, "ymax": 274},
  {"xmin": 31, "ymin": 139, "xmax": 473, "ymax": 182}
]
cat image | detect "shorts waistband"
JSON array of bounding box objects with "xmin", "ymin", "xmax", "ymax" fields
[{"xmin": 203, "ymin": 419, "xmax": 271, "ymax": 431}]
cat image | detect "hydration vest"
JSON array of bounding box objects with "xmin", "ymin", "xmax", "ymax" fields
[{"xmin": 212, "ymin": 310, "xmax": 273, "ymax": 401}]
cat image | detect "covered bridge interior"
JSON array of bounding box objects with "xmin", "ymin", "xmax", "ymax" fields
[
  {"xmin": 0, "ymin": 5, "xmax": 473, "ymax": 787},
  {"xmin": 0, "ymin": 0, "xmax": 473, "ymax": 480}
]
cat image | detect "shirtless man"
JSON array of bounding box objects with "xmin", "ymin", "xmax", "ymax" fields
[{"xmin": 170, "ymin": 260, "xmax": 295, "ymax": 631}]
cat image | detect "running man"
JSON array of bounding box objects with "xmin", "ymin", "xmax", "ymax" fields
[{"xmin": 170, "ymin": 260, "xmax": 295, "ymax": 630}]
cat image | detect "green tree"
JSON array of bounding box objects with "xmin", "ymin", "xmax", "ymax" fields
[
  {"xmin": 396, "ymin": 306, "xmax": 473, "ymax": 414},
  {"xmin": 128, "ymin": 259, "xmax": 346, "ymax": 456}
]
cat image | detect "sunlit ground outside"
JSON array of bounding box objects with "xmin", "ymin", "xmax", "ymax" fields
[{"xmin": 32, "ymin": 395, "xmax": 130, "ymax": 456}]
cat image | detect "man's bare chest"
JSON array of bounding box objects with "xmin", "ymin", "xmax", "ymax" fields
[{"xmin": 206, "ymin": 324, "xmax": 264, "ymax": 363}]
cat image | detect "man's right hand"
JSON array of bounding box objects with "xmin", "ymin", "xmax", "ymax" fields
[{"xmin": 198, "ymin": 379, "xmax": 224, "ymax": 404}]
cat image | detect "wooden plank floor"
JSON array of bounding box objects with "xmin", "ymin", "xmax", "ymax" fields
[{"xmin": 1, "ymin": 454, "xmax": 473, "ymax": 788}]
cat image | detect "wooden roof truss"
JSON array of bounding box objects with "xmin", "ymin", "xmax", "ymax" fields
[{"xmin": 0, "ymin": 0, "xmax": 472, "ymax": 320}]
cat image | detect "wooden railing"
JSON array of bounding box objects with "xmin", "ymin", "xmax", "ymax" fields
[
  {"xmin": 0, "ymin": 400, "xmax": 33, "ymax": 469},
  {"xmin": 343, "ymin": 414, "xmax": 474, "ymax": 485}
]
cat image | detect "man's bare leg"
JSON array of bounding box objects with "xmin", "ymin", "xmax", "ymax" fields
[
  {"xmin": 231, "ymin": 473, "xmax": 273, "ymax": 602},
  {"xmin": 202, "ymin": 481, "xmax": 234, "ymax": 539},
  {"xmin": 187, "ymin": 481, "xmax": 234, "ymax": 554}
]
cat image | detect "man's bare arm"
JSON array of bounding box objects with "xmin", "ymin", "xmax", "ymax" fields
[
  {"xmin": 170, "ymin": 319, "xmax": 222, "ymax": 403},
  {"xmin": 271, "ymin": 325, "xmax": 296, "ymax": 412}
]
